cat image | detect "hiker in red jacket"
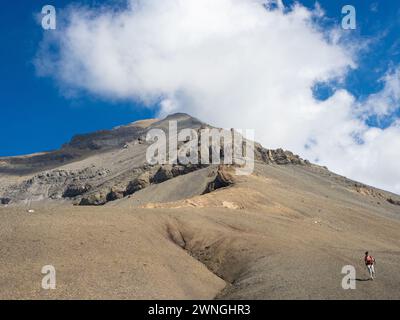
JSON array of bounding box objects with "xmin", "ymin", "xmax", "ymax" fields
[{"xmin": 364, "ymin": 251, "xmax": 376, "ymax": 280}]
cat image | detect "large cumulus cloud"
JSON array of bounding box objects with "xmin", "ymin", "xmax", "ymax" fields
[{"xmin": 35, "ymin": 0, "xmax": 400, "ymax": 193}]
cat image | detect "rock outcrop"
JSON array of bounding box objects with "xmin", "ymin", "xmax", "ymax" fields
[
  {"xmin": 125, "ymin": 172, "xmax": 151, "ymax": 196},
  {"xmin": 204, "ymin": 166, "xmax": 235, "ymax": 193},
  {"xmin": 0, "ymin": 197, "xmax": 10, "ymax": 205},
  {"xmin": 63, "ymin": 183, "xmax": 92, "ymax": 198},
  {"xmin": 0, "ymin": 113, "xmax": 312, "ymax": 206},
  {"xmin": 388, "ymin": 198, "xmax": 400, "ymax": 206}
]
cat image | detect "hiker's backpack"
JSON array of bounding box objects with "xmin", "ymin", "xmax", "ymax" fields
[{"xmin": 366, "ymin": 255, "xmax": 374, "ymax": 265}]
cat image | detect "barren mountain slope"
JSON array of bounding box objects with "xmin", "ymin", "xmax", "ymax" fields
[{"xmin": 1, "ymin": 114, "xmax": 400, "ymax": 299}]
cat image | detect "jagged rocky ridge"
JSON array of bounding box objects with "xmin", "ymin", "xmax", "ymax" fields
[{"xmin": 0, "ymin": 148, "xmax": 306, "ymax": 206}]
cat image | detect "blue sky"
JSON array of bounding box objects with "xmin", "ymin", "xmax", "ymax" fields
[
  {"xmin": 0, "ymin": 1, "xmax": 153, "ymax": 156},
  {"xmin": 0, "ymin": 0, "xmax": 399, "ymax": 180},
  {"xmin": 0, "ymin": 0, "xmax": 398, "ymax": 157}
]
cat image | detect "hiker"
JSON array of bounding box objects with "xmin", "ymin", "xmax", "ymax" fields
[{"xmin": 364, "ymin": 251, "xmax": 376, "ymax": 280}]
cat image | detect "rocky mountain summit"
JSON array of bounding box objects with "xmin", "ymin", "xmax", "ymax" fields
[{"xmin": 0, "ymin": 113, "xmax": 311, "ymax": 206}]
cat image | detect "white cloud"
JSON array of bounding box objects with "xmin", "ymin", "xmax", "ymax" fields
[
  {"xmin": 36, "ymin": 0, "xmax": 400, "ymax": 194},
  {"xmin": 363, "ymin": 67, "xmax": 400, "ymax": 117}
]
